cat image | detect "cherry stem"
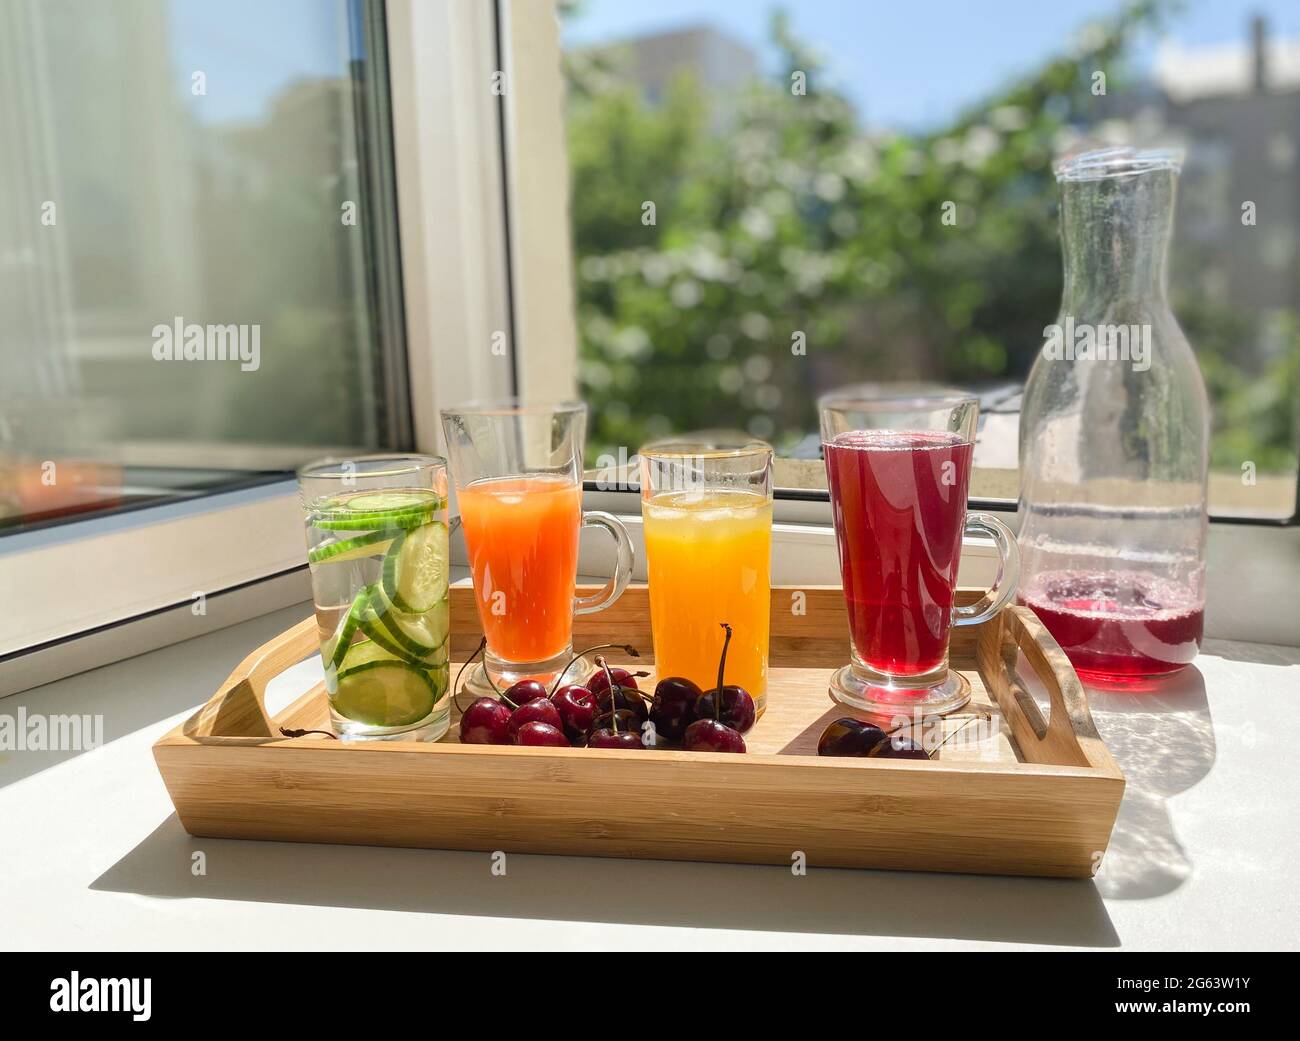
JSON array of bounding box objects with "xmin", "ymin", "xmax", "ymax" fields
[
  {"xmin": 595, "ymin": 655, "xmax": 619, "ymax": 734},
  {"xmin": 452, "ymin": 637, "xmax": 487, "ymax": 714},
  {"xmin": 709, "ymin": 622, "xmax": 733, "ymax": 719},
  {"xmin": 548, "ymin": 643, "xmax": 641, "ymax": 696}
]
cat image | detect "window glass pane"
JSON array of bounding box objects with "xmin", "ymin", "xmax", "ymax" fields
[
  {"xmin": 562, "ymin": 0, "xmax": 1299, "ymax": 519},
  {"xmin": 0, "ymin": 0, "xmax": 405, "ymax": 534}
]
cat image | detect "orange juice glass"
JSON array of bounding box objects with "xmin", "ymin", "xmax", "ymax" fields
[
  {"xmin": 442, "ymin": 400, "xmax": 633, "ymax": 693},
  {"xmin": 640, "ymin": 436, "xmax": 773, "ymax": 714}
]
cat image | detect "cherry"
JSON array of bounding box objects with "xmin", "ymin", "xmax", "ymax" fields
[
  {"xmin": 514, "ymin": 721, "xmax": 570, "ymax": 747},
  {"xmin": 587, "ymin": 657, "xmax": 646, "ymax": 749},
  {"xmin": 502, "ymin": 679, "xmax": 549, "ymax": 709},
  {"xmin": 694, "ymin": 623, "xmax": 756, "ymax": 733},
  {"xmin": 870, "ymin": 735, "xmax": 928, "ymax": 760},
  {"xmin": 591, "ymin": 655, "xmax": 648, "ymax": 721},
  {"xmin": 817, "ymin": 718, "xmax": 888, "ymax": 757},
  {"xmin": 550, "ymin": 684, "xmax": 599, "ymax": 744},
  {"xmin": 590, "ymin": 709, "xmax": 644, "ymax": 737},
  {"xmin": 459, "ymin": 697, "xmax": 512, "ymax": 745},
  {"xmin": 506, "ymin": 697, "xmax": 563, "ymax": 739},
  {"xmin": 649, "ymin": 676, "xmax": 701, "ymax": 741},
  {"xmin": 588, "ymin": 728, "xmax": 643, "ymax": 749},
  {"xmin": 682, "ymin": 718, "xmax": 746, "ymax": 753},
  {"xmin": 587, "ymin": 666, "xmax": 641, "ymax": 697}
]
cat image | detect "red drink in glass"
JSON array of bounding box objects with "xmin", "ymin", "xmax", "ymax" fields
[
  {"xmin": 824, "ymin": 430, "xmax": 975, "ymax": 677},
  {"xmin": 819, "ymin": 388, "xmax": 1018, "ymax": 716}
]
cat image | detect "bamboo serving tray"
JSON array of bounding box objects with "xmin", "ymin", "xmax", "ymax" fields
[{"xmin": 154, "ymin": 585, "xmax": 1124, "ymax": 878}]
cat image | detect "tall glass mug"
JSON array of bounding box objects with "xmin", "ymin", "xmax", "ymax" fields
[
  {"xmin": 819, "ymin": 388, "xmax": 1020, "ymax": 716},
  {"xmin": 298, "ymin": 455, "xmax": 452, "ymax": 741},
  {"xmin": 640, "ymin": 436, "xmax": 773, "ymax": 715},
  {"xmin": 441, "ymin": 400, "xmax": 634, "ymax": 693}
]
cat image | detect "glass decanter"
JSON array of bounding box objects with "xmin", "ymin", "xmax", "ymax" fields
[{"xmin": 1017, "ymin": 147, "xmax": 1209, "ymax": 683}]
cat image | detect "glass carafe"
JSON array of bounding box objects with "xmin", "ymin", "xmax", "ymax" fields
[{"xmin": 1017, "ymin": 148, "xmax": 1209, "ymax": 683}]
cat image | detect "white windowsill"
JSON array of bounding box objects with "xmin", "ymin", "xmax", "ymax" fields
[{"xmin": 2, "ymin": 595, "xmax": 1296, "ymax": 950}]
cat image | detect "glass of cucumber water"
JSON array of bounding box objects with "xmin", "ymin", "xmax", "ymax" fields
[{"xmin": 298, "ymin": 455, "xmax": 451, "ymax": 741}]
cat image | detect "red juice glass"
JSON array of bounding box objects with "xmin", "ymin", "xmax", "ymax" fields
[{"xmin": 820, "ymin": 388, "xmax": 1020, "ymax": 717}]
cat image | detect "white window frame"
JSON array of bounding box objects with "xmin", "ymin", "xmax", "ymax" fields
[
  {"xmin": 3, "ymin": 0, "xmax": 1297, "ymax": 699},
  {"xmin": 0, "ymin": 0, "xmax": 514, "ymax": 692}
]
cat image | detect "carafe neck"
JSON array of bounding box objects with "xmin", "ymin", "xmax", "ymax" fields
[{"xmin": 1060, "ymin": 168, "xmax": 1176, "ymax": 310}]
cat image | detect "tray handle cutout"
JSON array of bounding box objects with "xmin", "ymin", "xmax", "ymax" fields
[
  {"xmin": 182, "ymin": 617, "xmax": 319, "ymax": 743},
  {"xmin": 978, "ymin": 606, "xmax": 1120, "ymax": 775}
]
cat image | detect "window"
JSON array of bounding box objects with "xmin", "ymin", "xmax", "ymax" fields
[
  {"xmin": 0, "ymin": 0, "xmax": 408, "ymax": 536},
  {"xmin": 559, "ymin": 0, "xmax": 1300, "ymax": 521},
  {"xmin": 0, "ymin": 0, "xmax": 511, "ymax": 667}
]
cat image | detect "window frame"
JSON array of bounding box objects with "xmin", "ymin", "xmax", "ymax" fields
[{"xmin": 0, "ymin": 0, "xmax": 514, "ymax": 687}]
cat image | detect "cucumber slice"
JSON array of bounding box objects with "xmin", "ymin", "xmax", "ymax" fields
[
  {"xmin": 355, "ymin": 590, "xmax": 416, "ymax": 661},
  {"xmin": 308, "ymin": 530, "xmax": 398, "ymax": 564},
  {"xmin": 368, "ymin": 585, "xmax": 450, "ymax": 665},
  {"xmin": 308, "ymin": 490, "xmax": 444, "ymax": 531},
  {"xmin": 311, "ymin": 509, "xmax": 437, "ymax": 532},
  {"xmin": 323, "ymin": 589, "xmax": 370, "ymax": 671},
  {"xmin": 338, "ymin": 491, "xmax": 438, "ymax": 513},
  {"xmin": 338, "ymin": 637, "xmax": 402, "ymax": 671},
  {"xmin": 381, "ymin": 521, "xmax": 449, "ymax": 614},
  {"xmin": 332, "ymin": 660, "xmax": 439, "ymax": 728}
]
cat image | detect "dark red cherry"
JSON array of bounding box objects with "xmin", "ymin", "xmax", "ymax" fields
[
  {"xmin": 648, "ymin": 676, "xmax": 701, "ymax": 741},
  {"xmin": 459, "ymin": 697, "xmax": 512, "ymax": 745},
  {"xmin": 514, "ymin": 721, "xmax": 570, "ymax": 747},
  {"xmin": 591, "ymin": 709, "xmax": 644, "ymax": 738},
  {"xmin": 682, "ymin": 718, "xmax": 746, "ymax": 753},
  {"xmin": 869, "ymin": 735, "xmax": 928, "ymax": 760},
  {"xmin": 550, "ymin": 684, "xmax": 599, "ymax": 744},
  {"xmin": 696, "ymin": 685, "xmax": 755, "ymax": 734},
  {"xmin": 587, "ymin": 728, "xmax": 644, "ymax": 749},
  {"xmin": 506, "ymin": 696, "xmax": 563, "ymax": 739},
  {"xmin": 503, "ymin": 679, "xmax": 549, "ymax": 707},
  {"xmin": 695, "ymin": 622, "xmax": 756, "ymax": 733},
  {"xmin": 587, "ymin": 667, "xmax": 639, "ymax": 697},
  {"xmin": 818, "ymin": 717, "xmax": 888, "ymax": 757}
]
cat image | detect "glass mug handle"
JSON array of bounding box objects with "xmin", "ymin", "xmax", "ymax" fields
[
  {"xmin": 574, "ymin": 510, "xmax": 634, "ymax": 616},
  {"xmin": 952, "ymin": 512, "xmax": 1021, "ymax": 628}
]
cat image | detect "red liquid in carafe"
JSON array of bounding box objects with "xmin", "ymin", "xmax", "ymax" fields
[{"xmin": 1020, "ymin": 570, "xmax": 1203, "ymax": 681}]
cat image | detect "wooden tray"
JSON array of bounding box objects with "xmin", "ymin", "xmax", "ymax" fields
[{"xmin": 154, "ymin": 586, "xmax": 1124, "ymax": 878}]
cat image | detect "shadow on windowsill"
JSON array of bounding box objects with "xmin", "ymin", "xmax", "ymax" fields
[{"xmin": 92, "ymin": 814, "xmax": 1119, "ymax": 947}]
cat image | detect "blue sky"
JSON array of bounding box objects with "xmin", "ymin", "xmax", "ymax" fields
[
  {"xmin": 166, "ymin": 0, "xmax": 1300, "ymax": 129},
  {"xmin": 562, "ymin": 0, "xmax": 1300, "ymax": 129}
]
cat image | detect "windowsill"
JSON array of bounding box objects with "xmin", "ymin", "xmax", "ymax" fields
[{"xmin": 2, "ymin": 597, "xmax": 1296, "ymax": 950}]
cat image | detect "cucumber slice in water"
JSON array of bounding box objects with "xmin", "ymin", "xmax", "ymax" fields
[
  {"xmin": 338, "ymin": 637, "xmax": 401, "ymax": 671},
  {"xmin": 382, "ymin": 521, "xmax": 449, "ymax": 614},
  {"xmin": 308, "ymin": 490, "xmax": 444, "ymax": 531},
  {"xmin": 324, "ymin": 588, "xmax": 370, "ymax": 671},
  {"xmin": 308, "ymin": 530, "xmax": 398, "ymax": 565},
  {"xmin": 368, "ymin": 585, "xmax": 450, "ymax": 664},
  {"xmin": 339, "ymin": 491, "xmax": 438, "ymax": 513},
  {"xmin": 332, "ymin": 660, "xmax": 439, "ymax": 728},
  {"xmin": 355, "ymin": 590, "xmax": 416, "ymax": 661}
]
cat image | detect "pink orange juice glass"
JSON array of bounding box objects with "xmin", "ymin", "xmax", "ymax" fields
[
  {"xmin": 441, "ymin": 400, "xmax": 633, "ymax": 693},
  {"xmin": 820, "ymin": 388, "xmax": 1020, "ymax": 716}
]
